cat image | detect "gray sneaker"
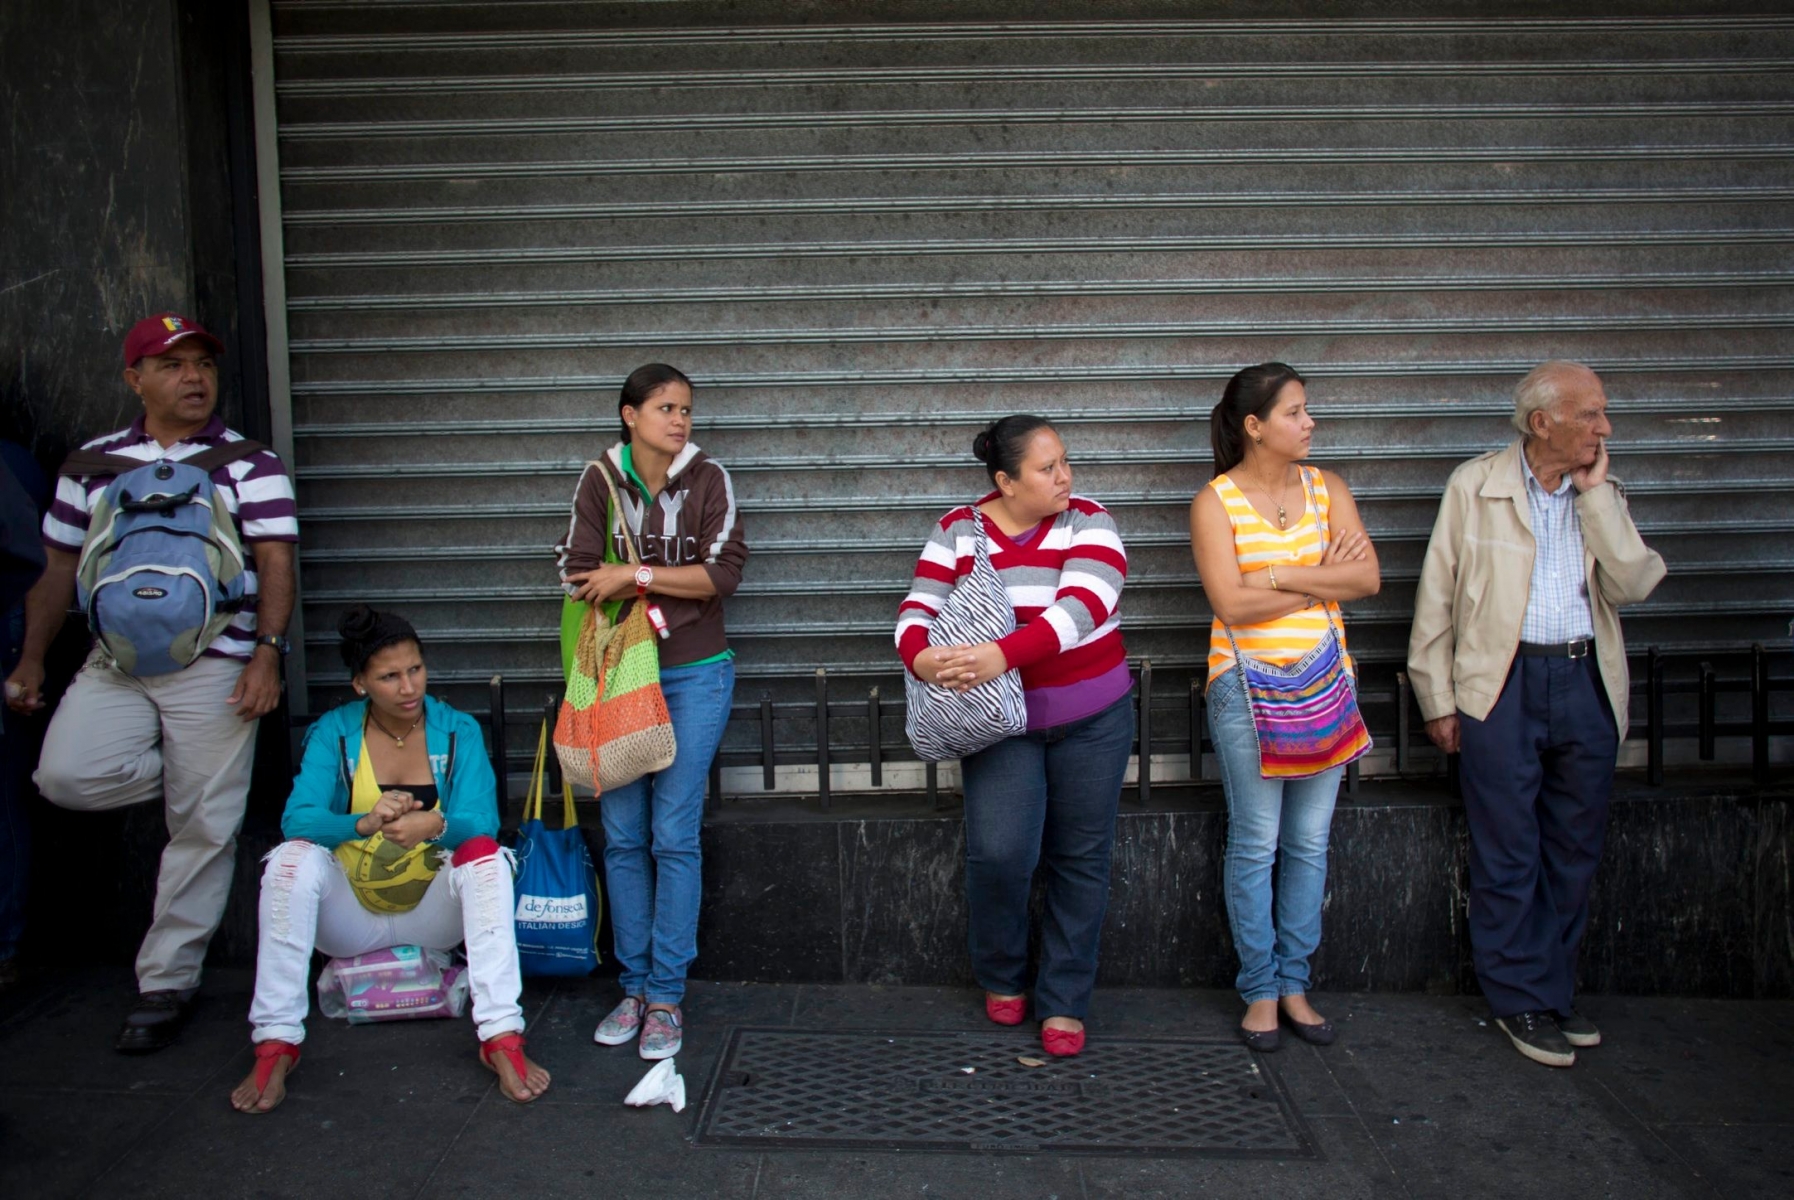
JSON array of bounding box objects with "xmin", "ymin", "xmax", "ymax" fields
[
  {"xmin": 1496, "ymin": 1010, "xmax": 1576, "ymax": 1068},
  {"xmin": 594, "ymin": 996, "xmax": 645, "ymax": 1046},
  {"xmin": 639, "ymin": 1006, "xmax": 683, "ymax": 1060},
  {"xmin": 1556, "ymin": 1009, "xmax": 1602, "ymax": 1048}
]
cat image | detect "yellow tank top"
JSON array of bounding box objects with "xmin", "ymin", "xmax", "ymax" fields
[
  {"xmin": 332, "ymin": 732, "xmax": 441, "ymax": 913},
  {"xmin": 1206, "ymin": 466, "xmax": 1353, "ymax": 681}
]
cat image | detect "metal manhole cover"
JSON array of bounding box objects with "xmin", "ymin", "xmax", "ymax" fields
[{"xmin": 692, "ymin": 1027, "xmax": 1317, "ymax": 1158}]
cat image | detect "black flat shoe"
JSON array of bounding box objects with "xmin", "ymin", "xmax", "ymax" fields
[
  {"xmin": 1281, "ymin": 1012, "xmax": 1337, "ymax": 1046},
  {"xmin": 115, "ymin": 989, "xmax": 194, "ymax": 1055},
  {"xmin": 1555, "ymin": 1009, "xmax": 1601, "ymax": 1048},
  {"xmin": 1239, "ymin": 1025, "xmax": 1281, "ymax": 1052}
]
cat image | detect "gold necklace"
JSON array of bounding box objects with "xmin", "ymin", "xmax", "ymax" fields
[
  {"xmin": 367, "ymin": 709, "xmax": 423, "ymax": 748},
  {"xmin": 1249, "ymin": 466, "xmax": 1294, "ymax": 530}
]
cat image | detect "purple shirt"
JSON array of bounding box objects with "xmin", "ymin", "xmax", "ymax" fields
[
  {"xmin": 1024, "ymin": 659, "xmax": 1133, "ymax": 731},
  {"xmin": 1005, "ymin": 516, "xmax": 1129, "ymax": 728}
]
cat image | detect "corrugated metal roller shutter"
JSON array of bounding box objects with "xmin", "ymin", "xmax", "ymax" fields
[{"xmin": 267, "ymin": 2, "xmax": 1794, "ymax": 783}]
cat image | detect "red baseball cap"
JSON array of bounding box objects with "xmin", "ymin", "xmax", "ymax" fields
[{"xmin": 123, "ymin": 313, "xmax": 225, "ymax": 365}]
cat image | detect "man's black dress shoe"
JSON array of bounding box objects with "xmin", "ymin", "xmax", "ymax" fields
[{"xmin": 115, "ymin": 989, "xmax": 194, "ymax": 1054}]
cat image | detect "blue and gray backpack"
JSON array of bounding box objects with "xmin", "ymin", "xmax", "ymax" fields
[{"xmin": 58, "ymin": 441, "xmax": 266, "ymax": 676}]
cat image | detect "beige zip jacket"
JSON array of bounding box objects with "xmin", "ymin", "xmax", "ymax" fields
[{"xmin": 1407, "ymin": 439, "xmax": 1665, "ymax": 738}]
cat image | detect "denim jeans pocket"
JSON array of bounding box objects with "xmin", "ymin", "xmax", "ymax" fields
[{"xmin": 1207, "ymin": 666, "xmax": 1243, "ymax": 717}]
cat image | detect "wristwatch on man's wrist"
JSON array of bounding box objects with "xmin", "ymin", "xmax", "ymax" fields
[
  {"xmin": 254, "ymin": 634, "xmax": 291, "ymax": 656},
  {"xmin": 634, "ymin": 565, "xmax": 654, "ymax": 596}
]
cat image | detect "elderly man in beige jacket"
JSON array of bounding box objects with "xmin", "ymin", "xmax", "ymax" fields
[{"xmin": 1408, "ymin": 361, "xmax": 1664, "ymax": 1070}]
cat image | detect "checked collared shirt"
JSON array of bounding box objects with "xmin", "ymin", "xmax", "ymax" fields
[{"xmin": 1520, "ymin": 459, "xmax": 1596, "ymax": 644}]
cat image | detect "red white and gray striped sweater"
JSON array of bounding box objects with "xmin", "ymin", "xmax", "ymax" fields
[{"xmin": 896, "ymin": 493, "xmax": 1129, "ymax": 729}]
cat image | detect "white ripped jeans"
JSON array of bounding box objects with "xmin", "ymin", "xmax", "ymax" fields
[{"xmin": 248, "ymin": 839, "xmax": 525, "ymax": 1045}]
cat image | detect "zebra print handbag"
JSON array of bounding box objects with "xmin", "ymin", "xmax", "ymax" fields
[{"xmin": 904, "ymin": 518, "xmax": 1030, "ymax": 762}]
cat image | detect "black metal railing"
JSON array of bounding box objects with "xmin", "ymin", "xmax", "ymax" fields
[
  {"xmin": 473, "ymin": 642, "xmax": 1790, "ymax": 820},
  {"xmin": 1639, "ymin": 644, "xmax": 1790, "ymax": 786}
]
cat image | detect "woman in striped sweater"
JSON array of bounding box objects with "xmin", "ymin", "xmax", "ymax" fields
[
  {"xmin": 1190, "ymin": 364, "xmax": 1380, "ymax": 1052},
  {"xmin": 897, "ymin": 415, "xmax": 1133, "ymax": 1058}
]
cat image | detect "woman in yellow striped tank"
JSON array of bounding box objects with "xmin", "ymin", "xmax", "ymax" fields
[{"xmin": 1189, "ymin": 363, "xmax": 1380, "ymax": 1052}]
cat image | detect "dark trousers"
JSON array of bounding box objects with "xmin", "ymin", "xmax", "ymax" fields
[
  {"xmin": 1458, "ymin": 654, "xmax": 1618, "ymax": 1018},
  {"xmin": 0, "ymin": 610, "xmax": 28, "ymax": 962},
  {"xmin": 958, "ymin": 694, "xmax": 1134, "ymax": 1020},
  {"xmin": 0, "ymin": 710, "xmax": 27, "ymax": 962}
]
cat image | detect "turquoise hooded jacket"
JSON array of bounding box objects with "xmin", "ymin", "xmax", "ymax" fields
[{"xmin": 281, "ymin": 695, "xmax": 500, "ymax": 851}]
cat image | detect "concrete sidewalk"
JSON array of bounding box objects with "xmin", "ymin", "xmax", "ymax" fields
[{"xmin": 0, "ymin": 968, "xmax": 1787, "ymax": 1199}]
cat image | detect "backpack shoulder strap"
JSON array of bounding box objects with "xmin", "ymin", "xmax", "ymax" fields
[
  {"xmin": 56, "ymin": 450, "xmax": 148, "ymax": 478},
  {"xmin": 56, "ymin": 439, "xmax": 268, "ymax": 480}
]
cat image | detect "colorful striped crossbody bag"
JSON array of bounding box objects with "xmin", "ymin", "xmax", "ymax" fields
[{"xmin": 1221, "ymin": 469, "xmax": 1372, "ymax": 779}]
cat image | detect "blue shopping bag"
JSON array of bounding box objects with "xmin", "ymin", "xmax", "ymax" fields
[{"xmin": 513, "ymin": 722, "xmax": 601, "ymax": 977}]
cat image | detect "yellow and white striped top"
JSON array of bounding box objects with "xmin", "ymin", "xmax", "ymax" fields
[{"xmin": 1207, "ymin": 466, "xmax": 1353, "ymax": 681}]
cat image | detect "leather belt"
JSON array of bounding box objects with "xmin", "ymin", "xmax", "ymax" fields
[{"xmin": 1518, "ymin": 639, "xmax": 1593, "ymax": 659}]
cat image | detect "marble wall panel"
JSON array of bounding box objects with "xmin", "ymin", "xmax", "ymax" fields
[
  {"xmin": 697, "ymin": 820, "xmax": 843, "ymax": 983},
  {"xmin": 838, "ymin": 815, "xmax": 971, "ymax": 986}
]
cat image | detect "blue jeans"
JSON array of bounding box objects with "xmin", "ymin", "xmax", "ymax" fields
[
  {"xmin": 958, "ymin": 693, "xmax": 1134, "ymax": 1020},
  {"xmin": 599, "ymin": 657, "xmax": 733, "ymax": 1005},
  {"xmin": 1208, "ymin": 666, "xmax": 1343, "ymax": 1004}
]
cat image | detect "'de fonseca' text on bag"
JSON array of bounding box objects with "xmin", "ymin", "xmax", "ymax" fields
[{"xmin": 514, "ymin": 723, "xmax": 601, "ymax": 977}]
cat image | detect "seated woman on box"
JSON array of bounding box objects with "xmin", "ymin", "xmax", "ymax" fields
[{"xmin": 230, "ymin": 604, "xmax": 550, "ymax": 1113}]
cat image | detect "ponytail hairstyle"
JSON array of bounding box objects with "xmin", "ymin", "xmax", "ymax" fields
[
  {"xmin": 618, "ymin": 363, "xmax": 693, "ymax": 444},
  {"xmin": 338, "ymin": 604, "xmax": 422, "ymax": 677},
  {"xmin": 1210, "ymin": 362, "xmax": 1305, "ymax": 479},
  {"xmin": 972, "ymin": 414, "xmax": 1056, "ymax": 485}
]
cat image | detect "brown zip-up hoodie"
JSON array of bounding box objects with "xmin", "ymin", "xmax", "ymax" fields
[{"xmin": 556, "ymin": 441, "xmax": 747, "ymax": 668}]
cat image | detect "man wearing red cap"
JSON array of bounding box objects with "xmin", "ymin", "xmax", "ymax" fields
[{"xmin": 5, "ymin": 313, "xmax": 298, "ymax": 1052}]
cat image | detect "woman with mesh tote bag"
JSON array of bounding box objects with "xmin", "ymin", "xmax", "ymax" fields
[{"xmin": 555, "ymin": 364, "xmax": 748, "ymax": 1062}]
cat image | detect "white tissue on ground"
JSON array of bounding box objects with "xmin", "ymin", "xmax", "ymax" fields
[{"xmin": 624, "ymin": 1058, "xmax": 686, "ymax": 1112}]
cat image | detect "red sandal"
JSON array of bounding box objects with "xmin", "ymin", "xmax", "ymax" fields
[
  {"xmin": 242, "ymin": 1040, "xmax": 300, "ymax": 1112},
  {"xmin": 480, "ymin": 1032, "xmax": 543, "ymax": 1103}
]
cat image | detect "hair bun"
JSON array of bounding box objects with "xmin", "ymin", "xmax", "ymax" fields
[
  {"xmin": 337, "ymin": 604, "xmax": 423, "ymax": 677},
  {"xmin": 971, "ymin": 427, "xmax": 995, "ymax": 464},
  {"xmin": 338, "ymin": 603, "xmax": 380, "ymax": 643}
]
